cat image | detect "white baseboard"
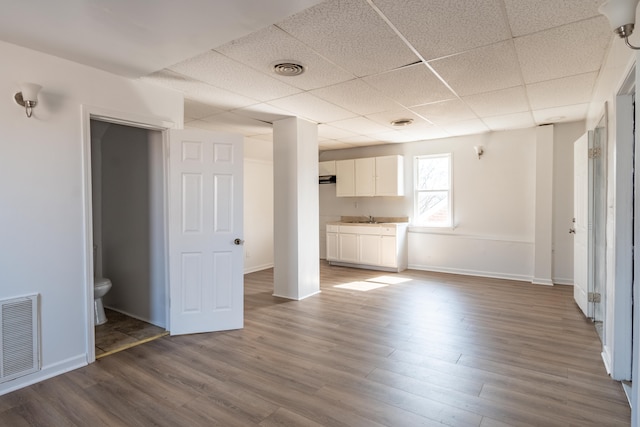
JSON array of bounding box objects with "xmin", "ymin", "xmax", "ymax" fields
[
  {"xmin": 552, "ymin": 278, "xmax": 574, "ymax": 285},
  {"xmin": 407, "ymin": 264, "xmax": 531, "ymax": 283},
  {"xmin": 244, "ymin": 263, "xmax": 274, "ymax": 274},
  {"xmin": 532, "ymin": 277, "xmax": 554, "ymax": 286},
  {"xmin": 0, "ymin": 353, "xmax": 86, "ymax": 396}
]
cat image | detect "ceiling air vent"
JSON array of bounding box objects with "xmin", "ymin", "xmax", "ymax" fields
[
  {"xmin": 391, "ymin": 118, "xmax": 414, "ymax": 127},
  {"xmin": 273, "ymin": 61, "xmax": 305, "ymax": 77}
]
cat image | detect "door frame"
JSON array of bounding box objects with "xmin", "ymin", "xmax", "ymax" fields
[{"xmin": 80, "ymin": 105, "xmax": 175, "ymax": 363}]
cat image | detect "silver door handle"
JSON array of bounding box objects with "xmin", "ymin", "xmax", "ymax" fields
[
  {"xmin": 569, "ymin": 228, "xmax": 576, "ymax": 234},
  {"xmin": 234, "ymin": 238, "xmax": 244, "ymax": 245}
]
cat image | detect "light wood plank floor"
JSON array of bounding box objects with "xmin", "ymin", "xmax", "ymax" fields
[{"xmin": 0, "ymin": 262, "xmax": 630, "ymax": 426}]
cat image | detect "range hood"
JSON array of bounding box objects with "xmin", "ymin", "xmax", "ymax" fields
[{"xmin": 319, "ymin": 175, "xmax": 336, "ymax": 184}]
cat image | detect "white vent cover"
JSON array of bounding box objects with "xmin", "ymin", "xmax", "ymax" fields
[{"xmin": 0, "ymin": 295, "xmax": 40, "ymax": 383}]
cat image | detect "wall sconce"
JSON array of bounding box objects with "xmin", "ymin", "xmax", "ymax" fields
[
  {"xmin": 474, "ymin": 145, "xmax": 484, "ymax": 159},
  {"xmin": 599, "ymin": 0, "xmax": 640, "ymax": 50},
  {"xmin": 14, "ymin": 82, "xmax": 42, "ymax": 118}
]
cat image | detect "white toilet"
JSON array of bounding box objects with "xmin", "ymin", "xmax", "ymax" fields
[{"xmin": 94, "ymin": 277, "xmax": 112, "ymax": 325}]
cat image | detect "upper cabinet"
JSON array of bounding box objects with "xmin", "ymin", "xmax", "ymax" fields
[
  {"xmin": 319, "ymin": 160, "xmax": 336, "ymax": 176},
  {"xmin": 335, "ymin": 155, "xmax": 404, "ymax": 197}
]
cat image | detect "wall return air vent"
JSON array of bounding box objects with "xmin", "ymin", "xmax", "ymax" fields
[{"xmin": 0, "ymin": 294, "xmax": 40, "ymax": 384}]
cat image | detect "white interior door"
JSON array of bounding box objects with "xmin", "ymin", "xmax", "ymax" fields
[
  {"xmin": 168, "ymin": 129, "xmax": 244, "ymax": 335},
  {"xmin": 573, "ymin": 132, "xmax": 592, "ymax": 318}
]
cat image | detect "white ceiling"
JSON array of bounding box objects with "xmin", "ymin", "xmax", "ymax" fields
[{"xmin": 1, "ymin": 0, "xmax": 614, "ymax": 151}]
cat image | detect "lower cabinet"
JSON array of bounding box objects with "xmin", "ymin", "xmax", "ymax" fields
[{"xmin": 326, "ymin": 223, "xmax": 407, "ymax": 271}]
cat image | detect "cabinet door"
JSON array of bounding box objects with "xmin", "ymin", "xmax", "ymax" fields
[
  {"xmin": 380, "ymin": 235, "xmax": 397, "ymax": 267},
  {"xmin": 375, "ymin": 155, "xmax": 404, "ymax": 196},
  {"xmin": 359, "ymin": 234, "xmax": 381, "ymax": 265},
  {"xmin": 355, "ymin": 157, "xmax": 375, "ymax": 197},
  {"xmin": 336, "ymin": 159, "xmax": 355, "ymax": 197},
  {"xmin": 326, "ymin": 232, "xmax": 339, "ymax": 261},
  {"xmin": 338, "ymin": 233, "xmax": 358, "ymax": 263},
  {"xmin": 319, "ymin": 160, "xmax": 336, "ymax": 176}
]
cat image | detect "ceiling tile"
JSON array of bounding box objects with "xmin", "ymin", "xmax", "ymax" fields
[
  {"xmin": 366, "ymin": 108, "xmax": 433, "ymax": 129},
  {"xmin": 373, "ymin": 0, "xmax": 511, "ymax": 61},
  {"xmin": 216, "ymin": 25, "xmax": 355, "ymax": 91},
  {"xmin": 532, "ymin": 103, "xmax": 589, "ymax": 124},
  {"xmin": 277, "ymin": 0, "xmax": 418, "ymax": 77},
  {"xmin": 440, "ymin": 119, "xmax": 490, "ymax": 137},
  {"xmin": 504, "ymin": 0, "xmax": 605, "ymax": 37},
  {"xmin": 319, "ymin": 140, "xmax": 359, "ymax": 151},
  {"xmin": 318, "ymin": 124, "xmax": 359, "ymax": 140},
  {"xmin": 329, "ymin": 116, "xmax": 392, "ymax": 134},
  {"xmin": 372, "ymin": 130, "xmax": 423, "ymax": 144},
  {"xmin": 168, "ymin": 50, "xmax": 301, "ymax": 101},
  {"xmin": 527, "ymin": 72, "xmax": 598, "ymax": 110},
  {"xmin": 429, "ymin": 40, "xmax": 522, "ymax": 97},
  {"xmin": 363, "ymin": 63, "xmax": 455, "ymax": 107},
  {"xmin": 515, "ymin": 16, "xmax": 611, "ymax": 84},
  {"xmin": 142, "ymin": 70, "xmax": 258, "ymax": 110},
  {"xmin": 482, "ymin": 112, "xmax": 535, "ymax": 131},
  {"xmin": 267, "ymin": 92, "xmax": 358, "ymax": 123},
  {"xmin": 401, "ymin": 126, "xmax": 451, "ymax": 141},
  {"xmin": 184, "ymin": 99, "xmax": 224, "ymax": 120},
  {"xmin": 311, "ymin": 79, "xmax": 401, "ymax": 115},
  {"xmin": 410, "ymin": 99, "xmax": 477, "ymax": 125},
  {"xmin": 462, "ymin": 86, "xmax": 529, "ymax": 118},
  {"xmin": 232, "ymin": 103, "xmax": 294, "ymax": 123},
  {"xmin": 201, "ymin": 112, "xmax": 273, "ymax": 135}
]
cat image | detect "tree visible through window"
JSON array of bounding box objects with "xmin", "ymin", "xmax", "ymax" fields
[{"xmin": 414, "ymin": 154, "xmax": 452, "ymax": 227}]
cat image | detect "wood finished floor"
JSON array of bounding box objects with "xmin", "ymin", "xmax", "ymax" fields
[{"xmin": 0, "ymin": 262, "xmax": 630, "ymax": 426}]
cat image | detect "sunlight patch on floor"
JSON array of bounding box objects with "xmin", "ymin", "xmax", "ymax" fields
[
  {"xmin": 366, "ymin": 275, "xmax": 412, "ymax": 285},
  {"xmin": 334, "ymin": 281, "xmax": 388, "ymax": 291}
]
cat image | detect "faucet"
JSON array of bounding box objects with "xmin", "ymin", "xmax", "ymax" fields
[{"xmin": 368, "ymin": 215, "xmax": 375, "ymax": 223}]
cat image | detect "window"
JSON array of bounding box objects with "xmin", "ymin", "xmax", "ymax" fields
[{"xmin": 414, "ymin": 154, "xmax": 452, "ymax": 227}]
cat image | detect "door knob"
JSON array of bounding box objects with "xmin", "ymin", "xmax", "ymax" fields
[
  {"xmin": 234, "ymin": 238, "xmax": 244, "ymax": 245},
  {"xmin": 569, "ymin": 228, "xmax": 576, "ymax": 234}
]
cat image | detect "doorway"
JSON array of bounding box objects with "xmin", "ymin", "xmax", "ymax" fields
[{"xmin": 90, "ymin": 119, "xmax": 168, "ymax": 357}]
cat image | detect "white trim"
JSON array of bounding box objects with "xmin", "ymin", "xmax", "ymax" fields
[
  {"xmin": 244, "ymin": 263, "xmax": 274, "ymax": 274},
  {"xmin": 0, "ymin": 354, "xmax": 86, "ymax": 396},
  {"xmin": 551, "ymin": 278, "xmax": 574, "ymax": 286},
  {"xmin": 531, "ymin": 278, "xmax": 554, "ymax": 286},
  {"xmin": 80, "ymin": 105, "xmax": 175, "ymax": 365},
  {"xmin": 407, "ymin": 264, "xmax": 532, "ymax": 283},
  {"xmin": 272, "ymin": 290, "xmax": 321, "ymax": 301}
]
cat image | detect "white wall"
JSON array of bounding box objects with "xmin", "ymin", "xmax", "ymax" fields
[
  {"xmin": 320, "ymin": 124, "xmax": 578, "ymax": 283},
  {"xmin": 242, "ymin": 136, "xmax": 274, "ymax": 274},
  {"xmin": 0, "ymin": 40, "xmax": 182, "ymax": 395}
]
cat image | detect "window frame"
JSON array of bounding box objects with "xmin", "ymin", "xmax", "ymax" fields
[{"xmin": 413, "ymin": 153, "xmax": 453, "ymax": 228}]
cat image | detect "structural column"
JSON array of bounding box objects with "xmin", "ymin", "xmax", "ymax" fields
[
  {"xmin": 533, "ymin": 124, "xmax": 554, "ymax": 285},
  {"xmin": 272, "ymin": 117, "xmax": 320, "ymax": 300}
]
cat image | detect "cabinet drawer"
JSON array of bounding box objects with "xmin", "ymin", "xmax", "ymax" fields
[
  {"xmin": 327, "ymin": 224, "xmax": 339, "ymax": 232},
  {"xmin": 339, "ymin": 225, "xmax": 378, "ymax": 234},
  {"xmin": 380, "ymin": 226, "xmax": 397, "ymax": 236}
]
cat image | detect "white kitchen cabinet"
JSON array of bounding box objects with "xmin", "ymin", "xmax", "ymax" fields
[
  {"xmin": 335, "ymin": 155, "xmax": 404, "ymax": 197},
  {"xmin": 375, "ymin": 155, "xmax": 404, "ymax": 196},
  {"xmin": 326, "ymin": 225, "xmax": 339, "ymax": 261},
  {"xmin": 338, "ymin": 232, "xmax": 359, "ymax": 263},
  {"xmin": 336, "ymin": 159, "xmax": 355, "ymax": 197},
  {"xmin": 355, "ymin": 157, "xmax": 375, "ymax": 197},
  {"xmin": 319, "ymin": 160, "xmax": 336, "ymax": 176},
  {"xmin": 327, "ymin": 223, "xmax": 407, "ymax": 271}
]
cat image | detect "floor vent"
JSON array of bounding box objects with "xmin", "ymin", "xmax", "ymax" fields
[{"xmin": 0, "ymin": 295, "xmax": 40, "ymax": 383}]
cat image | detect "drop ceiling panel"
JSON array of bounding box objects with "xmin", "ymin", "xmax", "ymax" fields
[
  {"xmin": 329, "ymin": 116, "xmax": 393, "ymax": 134},
  {"xmin": 504, "ymin": 0, "xmax": 604, "ymax": 37},
  {"xmin": 277, "ymin": 0, "xmax": 418, "ymax": 77},
  {"xmin": 201, "ymin": 112, "xmax": 273, "ymax": 135},
  {"xmin": 372, "ymin": 130, "xmax": 423, "ymax": 144},
  {"xmin": 410, "ymin": 99, "xmax": 477, "ymax": 125},
  {"xmin": 318, "ymin": 124, "xmax": 359, "ymax": 140},
  {"xmin": 429, "ymin": 40, "xmax": 523, "ymax": 97},
  {"xmin": 373, "ymin": 0, "xmax": 511, "ymax": 61},
  {"xmin": 363, "ymin": 64, "xmax": 455, "ymax": 107},
  {"xmin": 365, "ymin": 109, "xmax": 433, "ymax": 129},
  {"xmin": 515, "ymin": 16, "xmax": 611, "ymax": 84},
  {"xmin": 440, "ymin": 119, "xmax": 490, "ymax": 137},
  {"xmin": 232, "ymin": 103, "xmax": 294, "ymax": 123},
  {"xmin": 526, "ymin": 72, "xmax": 598, "ymax": 110},
  {"xmin": 267, "ymin": 92, "xmax": 358, "ymax": 123},
  {"xmin": 482, "ymin": 112, "xmax": 536, "ymax": 131},
  {"xmin": 398, "ymin": 126, "xmax": 450, "ymax": 140},
  {"xmin": 311, "ymin": 79, "xmax": 401, "ymax": 115},
  {"xmin": 216, "ymin": 26, "xmax": 355, "ymax": 91},
  {"xmin": 142, "ymin": 70, "xmax": 259, "ymax": 109},
  {"xmin": 462, "ymin": 86, "xmax": 529, "ymax": 118},
  {"xmin": 533, "ymin": 103, "xmax": 590, "ymax": 124},
  {"xmin": 319, "ymin": 140, "xmax": 358, "ymax": 151},
  {"xmin": 168, "ymin": 50, "xmax": 301, "ymax": 101}
]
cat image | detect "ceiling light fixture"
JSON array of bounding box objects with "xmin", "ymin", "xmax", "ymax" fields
[
  {"xmin": 272, "ymin": 61, "xmax": 305, "ymax": 76},
  {"xmin": 474, "ymin": 145, "xmax": 484, "ymax": 159},
  {"xmin": 390, "ymin": 118, "xmax": 413, "ymax": 126},
  {"xmin": 14, "ymin": 82, "xmax": 42, "ymax": 118},
  {"xmin": 599, "ymin": 0, "xmax": 640, "ymax": 49}
]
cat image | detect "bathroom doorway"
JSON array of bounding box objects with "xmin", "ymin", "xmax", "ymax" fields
[{"xmin": 90, "ymin": 119, "xmax": 168, "ymax": 357}]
